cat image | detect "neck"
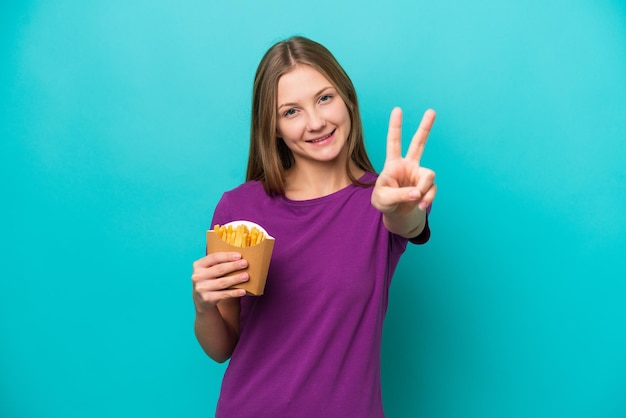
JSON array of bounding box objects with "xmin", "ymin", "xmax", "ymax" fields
[{"xmin": 284, "ymin": 160, "xmax": 364, "ymax": 200}]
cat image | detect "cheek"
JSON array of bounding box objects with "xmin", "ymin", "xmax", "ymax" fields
[
  {"xmin": 329, "ymin": 102, "xmax": 351, "ymax": 126},
  {"xmin": 275, "ymin": 120, "xmax": 285, "ymax": 138},
  {"xmin": 277, "ymin": 121, "xmax": 301, "ymax": 141}
]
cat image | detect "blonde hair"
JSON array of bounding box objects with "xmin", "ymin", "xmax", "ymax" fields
[{"xmin": 245, "ymin": 36, "xmax": 375, "ymax": 195}]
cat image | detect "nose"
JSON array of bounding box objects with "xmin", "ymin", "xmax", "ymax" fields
[{"xmin": 306, "ymin": 110, "xmax": 326, "ymax": 131}]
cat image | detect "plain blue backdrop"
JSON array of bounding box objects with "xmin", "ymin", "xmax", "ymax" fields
[{"xmin": 2, "ymin": 1, "xmax": 625, "ymax": 417}]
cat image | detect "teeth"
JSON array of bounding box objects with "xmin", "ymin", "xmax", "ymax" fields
[{"xmin": 309, "ymin": 132, "xmax": 332, "ymax": 143}]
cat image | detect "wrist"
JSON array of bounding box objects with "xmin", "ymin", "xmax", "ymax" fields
[
  {"xmin": 194, "ymin": 300, "xmax": 219, "ymax": 316},
  {"xmin": 383, "ymin": 206, "xmax": 426, "ymax": 238}
]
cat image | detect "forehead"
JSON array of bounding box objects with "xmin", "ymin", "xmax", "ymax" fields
[{"xmin": 277, "ymin": 65, "xmax": 333, "ymax": 102}]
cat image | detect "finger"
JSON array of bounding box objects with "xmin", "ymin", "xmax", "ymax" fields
[
  {"xmin": 196, "ymin": 272, "xmax": 249, "ymax": 292},
  {"xmin": 415, "ymin": 168, "xmax": 436, "ymax": 197},
  {"xmin": 196, "ymin": 285, "xmax": 247, "ymax": 307},
  {"xmin": 418, "ymin": 184, "xmax": 437, "ymax": 211},
  {"xmin": 406, "ymin": 109, "xmax": 436, "ymax": 163},
  {"xmin": 378, "ymin": 186, "xmax": 422, "ymax": 208},
  {"xmin": 212, "ymin": 258, "xmax": 249, "ymax": 280},
  {"xmin": 385, "ymin": 107, "xmax": 403, "ymax": 163},
  {"xmin": 193, "ymin": 252, "xmax": 242, "ymax": 269},
  {"xmin": 221, "ymin": 289, "xmax": 247, "ymax": 299},
  {"xmin": 191, "ymin": 258, "xmax": 248, "ymax": 284}
]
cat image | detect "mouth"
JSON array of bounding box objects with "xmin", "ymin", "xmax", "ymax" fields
[{"xmin": 305, "ymin": 130, "xmax": 335, "ymax": 144}]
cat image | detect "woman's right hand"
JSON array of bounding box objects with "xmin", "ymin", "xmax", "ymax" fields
[{"xmin": 191, "ymin": 252, "xmax": 249, "ymax": 313}]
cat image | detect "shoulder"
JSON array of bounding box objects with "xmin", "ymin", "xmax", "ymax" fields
[
  {"xmin": 221, "ymin": 180, "xmax": 267, "ymax": 201},
  {"xmin": 346, "ymin": 171, "xmax": 378, "ymax": 200},
  {"xmin": 359, "ymin": 171, "xmax": 378, "ymax": 184},
  {"xmin": 212, "ymin": 180, "xmax": 269, "ymax": 224}
]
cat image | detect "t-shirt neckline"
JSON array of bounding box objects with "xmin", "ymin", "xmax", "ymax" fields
[{"xmin": 278, "ymin": 172, "xmax": 375, "ymax": 206}]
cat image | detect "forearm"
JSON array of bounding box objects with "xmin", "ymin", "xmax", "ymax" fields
[{"xmin": 194, "ymin": 305, "xmax": 239, "ymax": 363}]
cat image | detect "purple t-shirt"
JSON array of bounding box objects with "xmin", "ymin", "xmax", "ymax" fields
[{"xmin": 211, "ymin": 172, "xmax": 430, "ymax": 417}]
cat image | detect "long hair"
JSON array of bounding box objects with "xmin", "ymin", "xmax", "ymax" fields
[{"xmin": 245, "ymin": 36, "xmax": 375, "ymax": 195}]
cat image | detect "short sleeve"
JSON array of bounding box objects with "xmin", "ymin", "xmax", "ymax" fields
[{"xmin": 210, "ymin": 192, "xmax": 233, "ymax": 228}]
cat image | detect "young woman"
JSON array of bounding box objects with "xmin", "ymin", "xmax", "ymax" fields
[{"xmin": 191, "ymin": 36, "xmax": 437, "ymax": 417}]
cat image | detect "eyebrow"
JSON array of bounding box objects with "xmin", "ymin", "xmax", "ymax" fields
[{"xmin": 277, "ymin": 86, "xmax": 335, "ymax": 110}]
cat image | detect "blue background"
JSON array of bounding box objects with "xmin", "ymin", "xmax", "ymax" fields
[{"xmin": 2, "ymin": 1, "xmax": 625, "ymax": 417}]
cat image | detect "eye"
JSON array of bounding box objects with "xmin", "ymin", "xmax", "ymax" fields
[
  {"xmin": 282, "ymin": 108, "xmax": 297, "ymax": 117},
  {"xmin": 319, "ymin": 94, "xmax": 333, "ymax": 103}
]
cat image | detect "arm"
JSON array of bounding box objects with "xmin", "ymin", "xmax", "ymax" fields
[
  {"xmin": 382, "ymin": 203, "xmax": 429, "ymax": 239},
  {"xmin": 191, "ymin": 252, "xmax": 249, "ymax": 363},
  {"xmin": 371, "ymin": 108, "xmax": 437, "ymax": 238}
]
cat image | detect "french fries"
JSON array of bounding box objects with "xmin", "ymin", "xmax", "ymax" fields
[{"xmin": 213, "ymin": 223, "xmax": 266, "ymax": 247}]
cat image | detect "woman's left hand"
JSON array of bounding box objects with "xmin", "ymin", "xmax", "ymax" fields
[{"xmin": 371, "ymin": 107, "xmax": 437, "ymax": 216}]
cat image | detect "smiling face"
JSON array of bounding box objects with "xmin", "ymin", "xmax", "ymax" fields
[{"xmin": 276, "ymin": 65, "xmax": 352, "ymax": 169}]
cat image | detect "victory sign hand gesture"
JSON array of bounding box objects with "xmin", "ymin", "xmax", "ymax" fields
[{"xmin": 371, "ymin": 108, "xmax": 437, "ymax": 227}]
